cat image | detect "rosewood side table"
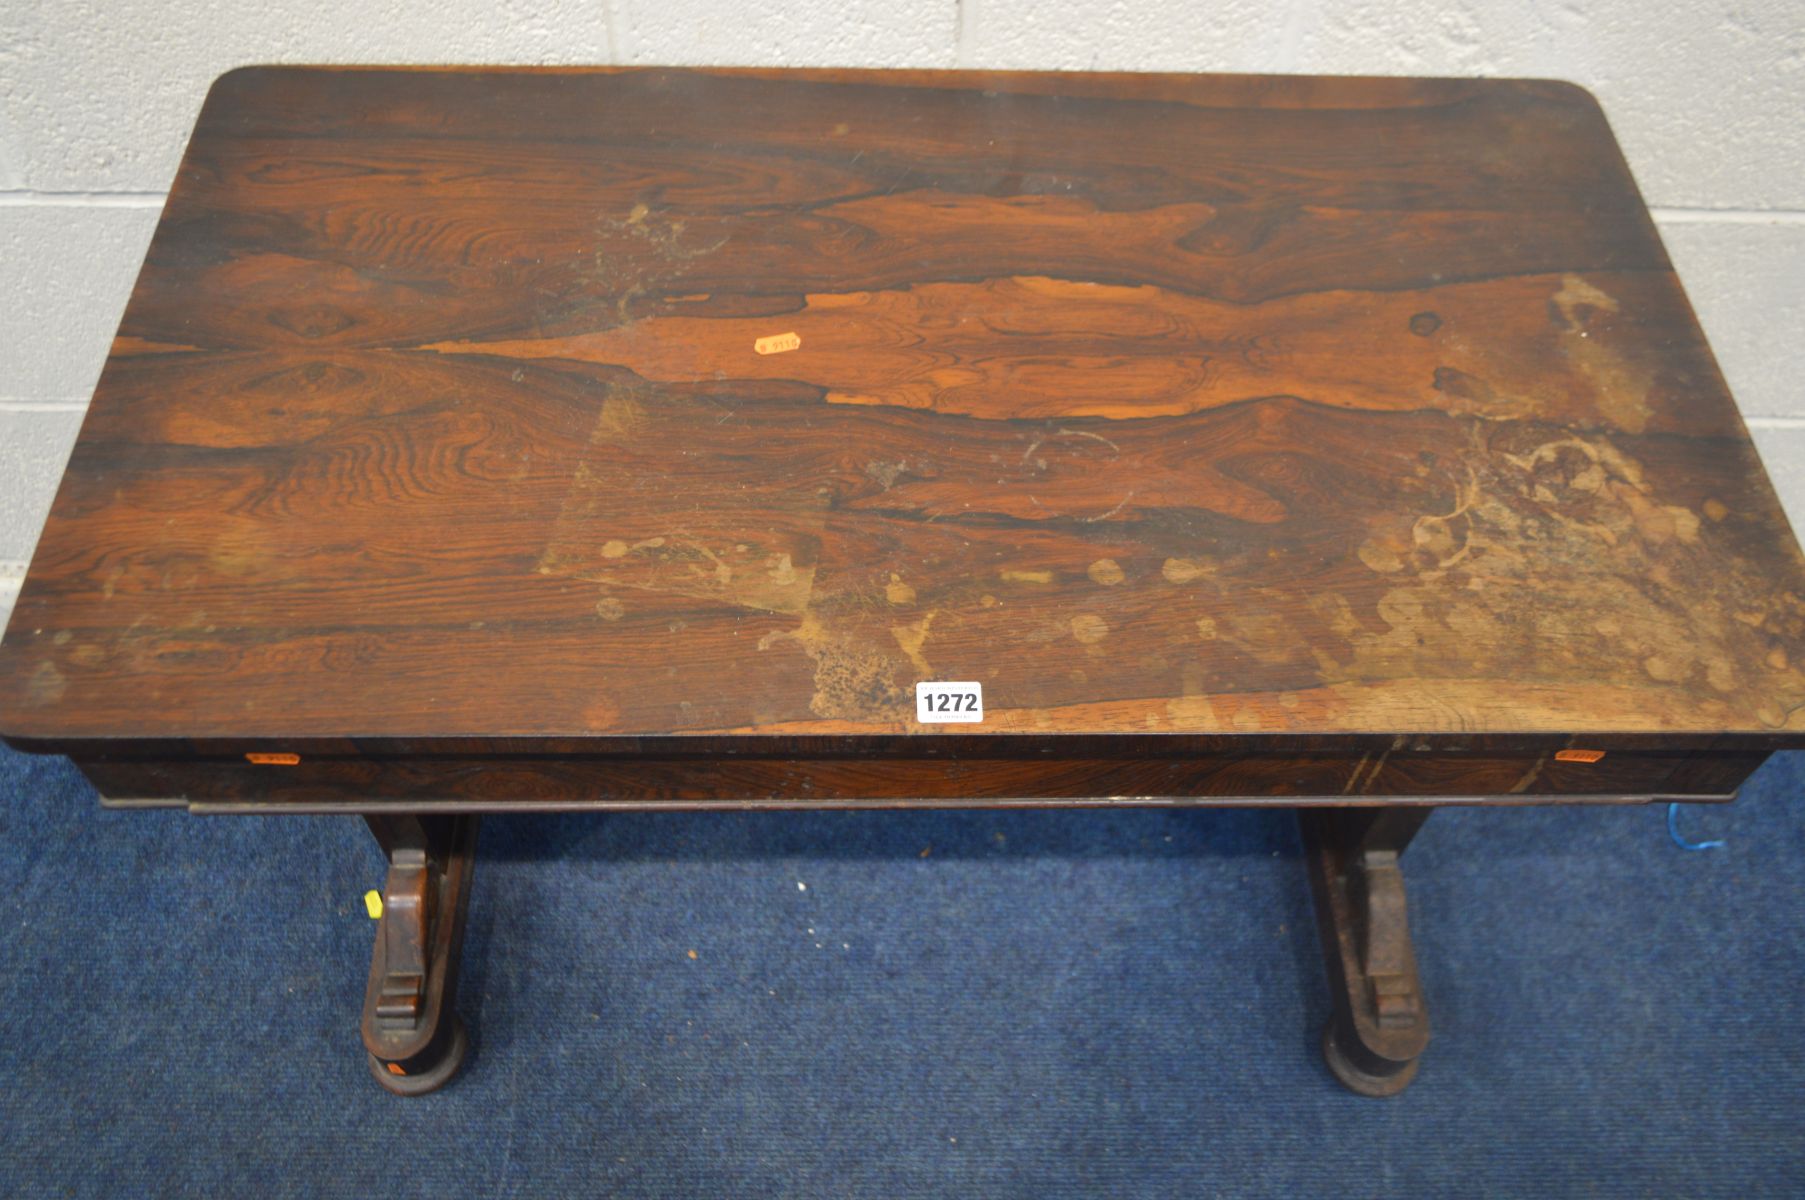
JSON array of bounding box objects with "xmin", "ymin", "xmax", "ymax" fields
[{"xmin": 2, "ymin": 67, "xmax": 1802, "ymax": 1097}]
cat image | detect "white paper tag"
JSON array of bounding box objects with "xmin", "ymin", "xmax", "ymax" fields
[{"xmin": 916, "ymin": 681, "xmax": 983, "ymax": 723}]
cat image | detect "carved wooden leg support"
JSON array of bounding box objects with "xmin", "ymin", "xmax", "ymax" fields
[
  {"xmin": 361, "ymin": 813, "xmax": 479, "ymax": 1095},
  {"xmin": 1300, "ymin": 806, "xmax": 1432, "ymax": 1097}
]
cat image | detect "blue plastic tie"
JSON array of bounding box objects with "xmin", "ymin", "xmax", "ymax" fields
[{"xmin": 1667, "ymin": 803, "xmax": 1726, "ymax": 852}]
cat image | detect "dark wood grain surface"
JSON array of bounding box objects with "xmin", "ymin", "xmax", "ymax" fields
[{"xmin": 3, "ymin": 67, "xmax": 1803, "ymax": 766}]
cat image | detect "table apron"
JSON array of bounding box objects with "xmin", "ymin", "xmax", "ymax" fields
[{"xmin": 76, "ymin": 749, "xmax": 1767, "ymax": 812}]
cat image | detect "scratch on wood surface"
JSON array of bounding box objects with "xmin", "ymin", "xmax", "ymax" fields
[
  {"xmin": 1508, "ymin": 753, "xmax": 1550, "ymax": 794},
  {"xmin": 1359, "ymin": 735, "xmax": 1407, "ymax": 795}
]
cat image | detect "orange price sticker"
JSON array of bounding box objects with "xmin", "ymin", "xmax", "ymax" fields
[
  {"xmin": 754, "ymin": 331, "xmax": 801, "ymax": 355},
  {"xmin": 1555, "ymin": 749, "xmax": 1606, "ymax": 764},
  {"xmin": 245, "ymin": 752, "xmax": 301, "ymax": 765}
]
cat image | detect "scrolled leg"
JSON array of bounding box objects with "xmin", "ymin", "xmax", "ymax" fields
[
  {"xmin": 1300, "ymin": 806, "xmax": 1432, "ymax": 1096},
  {"xmin": 360, "ymin": 813, "xmax": 479, "ymax": 1095}
]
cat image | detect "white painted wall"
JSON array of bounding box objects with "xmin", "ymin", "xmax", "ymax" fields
[{"xmin": 2, "ymin": 0, "xmax": 1802, "ymax": 625}]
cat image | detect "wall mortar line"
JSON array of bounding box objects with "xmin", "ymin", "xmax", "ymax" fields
[
  {"xmin": 0, "ymin": 400, "xmax": 90, "ymax": 413},
  {"xmin": 1652, "ymin": 207, "xmax": 1805, "ymax": 225},
  {"xmin": 0, "ymin": 190, "xmax": 165, "ymax": 208}
]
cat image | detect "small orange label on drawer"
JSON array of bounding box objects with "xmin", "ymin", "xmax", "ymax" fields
[
  {"xmin": 754, "ymin": 331, "xmax": 801, "ymax": 355},
  {"xmin": 1555, "ymin": 749, "xmax": 1606, "ymax": 763},
  {"xmin": 245, "ymin": 752, "xmax": 301, "ymax": 765}
]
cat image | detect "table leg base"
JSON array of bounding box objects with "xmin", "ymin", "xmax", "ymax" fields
[
  {"xmin": 1322, "ymin": 1018, "xmax": 1420, "ymax": 1097},
  {"xmin": 368, "ymin": 1015, "xmax": 470, "ymax": 1096}
]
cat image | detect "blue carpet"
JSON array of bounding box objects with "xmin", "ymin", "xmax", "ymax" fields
[{"xmin": 1, "ymin": 745, "xmax": 1800, "ymax": 1197}]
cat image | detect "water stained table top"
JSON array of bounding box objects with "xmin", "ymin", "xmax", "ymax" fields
[{"xmin": 2, "ymin": 67, "xmax": 1801, "ymax": 746}]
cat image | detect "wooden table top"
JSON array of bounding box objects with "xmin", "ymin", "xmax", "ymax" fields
[{"xmin": 3, "ymin": 66, "xmax": 1803, "ymax": 749}]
